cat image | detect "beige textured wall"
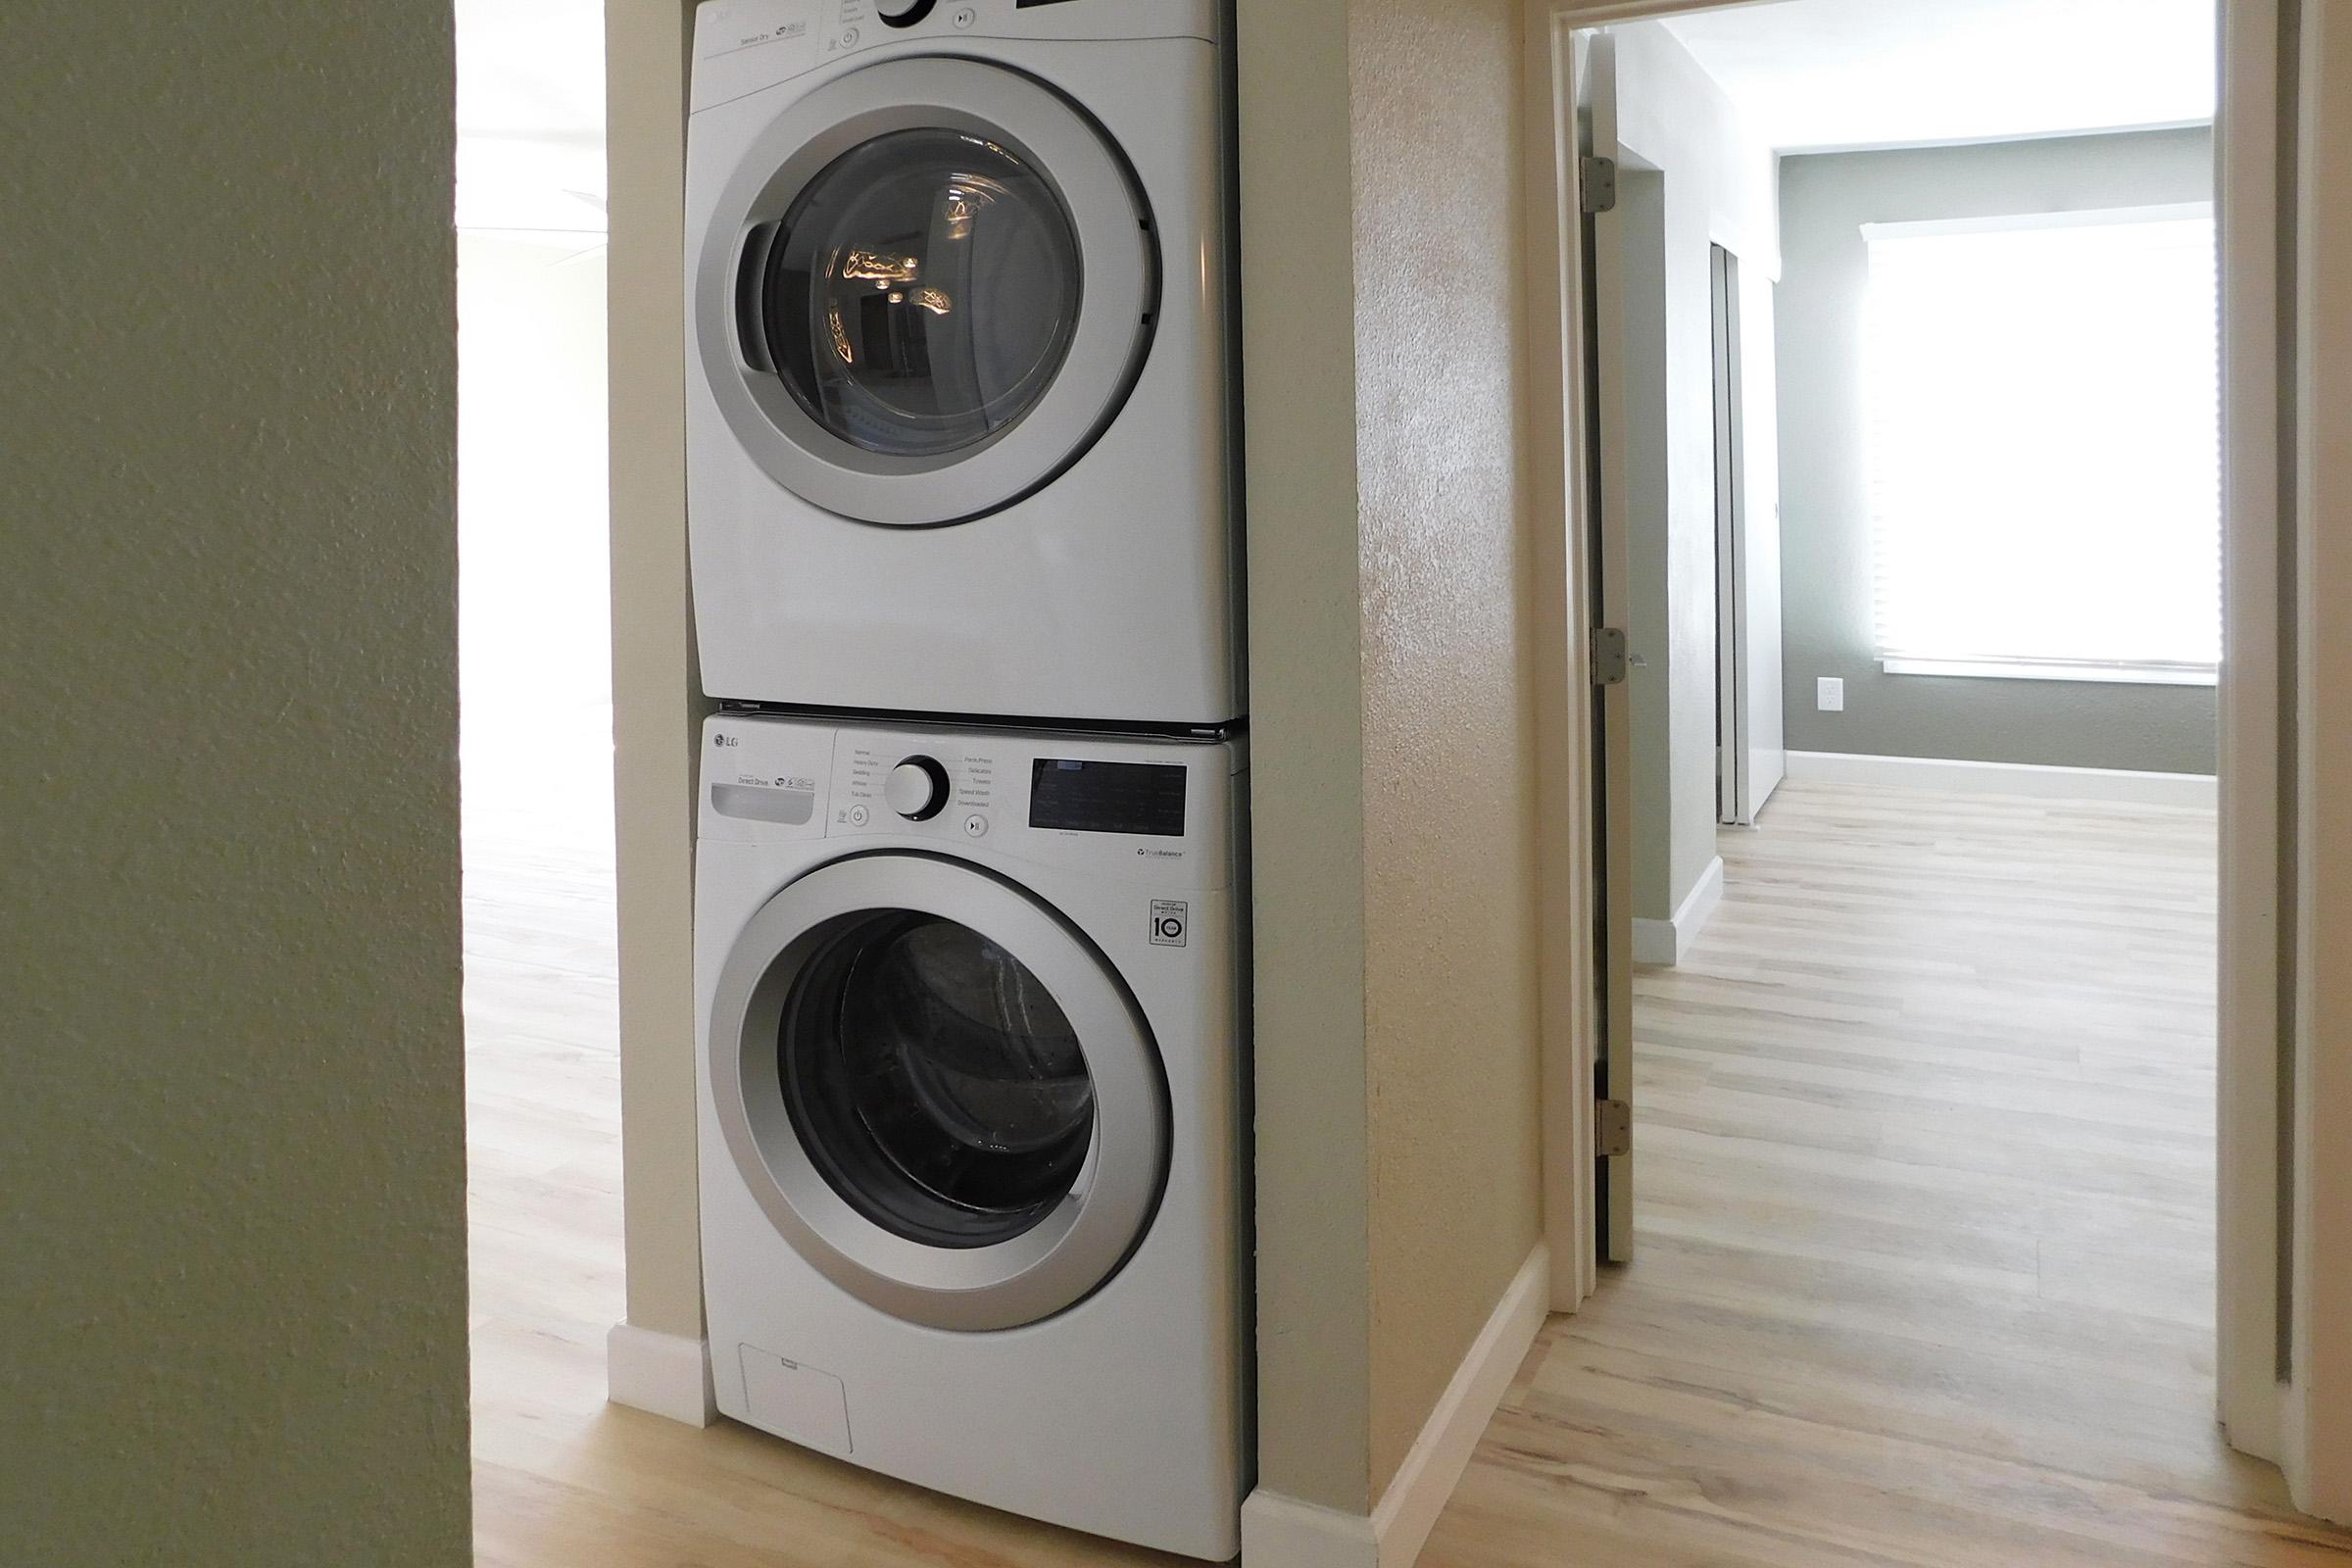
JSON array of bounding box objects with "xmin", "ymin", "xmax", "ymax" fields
[
  {"xmin": 1237, "ymin": 0, "xmax": 1379, "ymax": 1514},
  {"xmin": 0, "ymin": 0, "xmax": 471, "ymax": 1559},
  {"xmin": 1348, "ymin": 0, "xmax": 1546, "ymax": 1499}
]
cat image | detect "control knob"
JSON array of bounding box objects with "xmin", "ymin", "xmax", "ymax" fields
[
  {"xmin": 874, "ymin": 0, "xmax": 937, "ymax": 24},
  {"xmin": 885, "ymin": 756, "xmax": 952, "ymax": 821}
]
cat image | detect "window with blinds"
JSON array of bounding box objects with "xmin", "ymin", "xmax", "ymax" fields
[{"xmin": 1861, "ymin": 204, "xmax": 2221, "ymax": 684}]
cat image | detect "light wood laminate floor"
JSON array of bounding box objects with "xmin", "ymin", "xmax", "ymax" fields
[
  {"xmin": 466, "ymin": 782, "xmax": 2352, "ymax": 1565},
  {"xmin": 1426, "ymin": 782, "xmax": 2350, "ymax": 1567}
]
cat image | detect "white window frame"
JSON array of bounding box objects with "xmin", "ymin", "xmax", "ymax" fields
[
  {"xmin": 1881, "ymin": 656, "xmax": 2220, "ymax": 686},
  {"xmin": 1861, "ymin": 201, "xmax": 2221, "ymax": 688}
]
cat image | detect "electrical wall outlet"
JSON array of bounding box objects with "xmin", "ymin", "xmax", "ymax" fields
[{"xmin": 1817, "ymin": 677, "xmax": 1846, "ymax": 713}]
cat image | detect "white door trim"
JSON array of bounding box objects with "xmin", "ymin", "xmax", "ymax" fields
[
  {"xmin": 2285, "ymin": 0, "xmax": 2352, "ymax": 1520},
  {"xmin": 2217, "ymin": 0, "xmax": 2286, "ymax": 1464},
  {"xmin": 1522, "ymin": 1, "xmax": 1603, "ymax": 1310}
]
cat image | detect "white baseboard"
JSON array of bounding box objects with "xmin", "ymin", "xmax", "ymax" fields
[
  {"xmin": 606, "ymin": 1321, "xmax": 716, "ymax": 1428},
  {"xmin": 1240, "ymin": 1494, "xmax": 1378, "ymax": 1568},
  {"xmin": 1241, "ymin": 1244, "xmax": 1550, "ymax": 1568},
  {"xmin": 1369, "ymin": 1244, "xmax": 1550, "ymax": 1566},
  {"xmin": 1784, "ymin": 750, "xmax": 2218, "ymax": 807},
  {"xmin": 1633, "ymin": 856, "xmax": 1724, "ymax": 967}
]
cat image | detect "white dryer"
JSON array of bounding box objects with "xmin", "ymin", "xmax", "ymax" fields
[
  {"xmin": 686, "ymin": 0, "xmax": 1242, "ymax": 726},
  {"xmin": 696, "ymin": 712, "xmax": 1249, "ymax": 1558}
]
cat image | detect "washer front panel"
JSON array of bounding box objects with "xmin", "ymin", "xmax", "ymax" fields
[
  {"xmin": 708, "ymin": 854, "xmax": 1170, "ymax": 1331},
  {"xmin": 694, "ymin": 56, "xmax": 1155, "ymax": 526}
]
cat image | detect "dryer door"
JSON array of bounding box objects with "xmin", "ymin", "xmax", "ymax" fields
[
  {"xmin": 694, "ymin": 57, "xmax": 1157, "ymax": 527},
  {"xmin": 709, "ymin": 853, "xmax": 1169, "ymax": 1331}
]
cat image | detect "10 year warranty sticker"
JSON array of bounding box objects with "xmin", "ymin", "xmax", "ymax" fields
[{"xmin": 1151, "ymin": 901, "xmax": 1189, "ymax": 948}]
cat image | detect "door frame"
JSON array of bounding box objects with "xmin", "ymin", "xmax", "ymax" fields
[
  {"xmin": 2216, "ymin": 0, "xmax": 2288, "ymax": 1471},
  {"xmin": 1523, "ymin": 0, "xmax": 2350, "ymax": 1521}
]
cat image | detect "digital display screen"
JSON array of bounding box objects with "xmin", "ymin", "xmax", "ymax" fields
[{"xmin": 1028, "ymin": 760, "xmax": 1188, "ymax": 838}]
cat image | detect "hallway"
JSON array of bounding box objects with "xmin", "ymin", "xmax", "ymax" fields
[{"xmin": 1424, "ymin": 781, "xmax": 2348, "ymax": 1566}]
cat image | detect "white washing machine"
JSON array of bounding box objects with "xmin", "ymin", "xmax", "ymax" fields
[
  {"xmin": 685, "ymin": 0, "xmax": 1242, "ymax": 726},
  {"xmin": 696, "ymin": 712, "xmax": 1249, "ymax": 1558}
]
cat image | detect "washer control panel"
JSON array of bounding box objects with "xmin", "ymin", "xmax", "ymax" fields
[
  {"xmin": 701, "ymin": 715, "xmax": 1238, "ymax": 889},
  {"xmin": 833, "ymin": 733, "xmax": 1004, "ymax": 838}
]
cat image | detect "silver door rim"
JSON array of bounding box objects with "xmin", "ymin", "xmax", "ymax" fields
[
  {"xmin": 710, "ymin": 854, "xmax": 1169, "ymax": 1331},
  {"xmin": 695, "ymin": 57, "xmax": 1155, "ymax": 527}
]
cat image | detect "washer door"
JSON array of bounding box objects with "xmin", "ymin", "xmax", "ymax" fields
[
  {"xmin": 695, "ymin": 57, "xmax": 1157, "ymax": 527},
  {"xmin": 709, "ymin": 855, "xmax": 1169, "ymax": 1331}
]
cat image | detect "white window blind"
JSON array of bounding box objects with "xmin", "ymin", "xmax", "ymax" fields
[{"xmin": 1862, "ymin": 204, "xmax": 2220, "ymax": 683}]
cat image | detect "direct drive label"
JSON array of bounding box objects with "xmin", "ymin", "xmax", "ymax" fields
[{"xmin": 1151, "ymin": 901, "xmax": 1190, "ymax": 949}]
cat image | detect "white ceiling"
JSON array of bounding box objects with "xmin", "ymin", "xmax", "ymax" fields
[{"xmin": 1661, "ymin": 0, "xmax": 2217, "ymax": 155}]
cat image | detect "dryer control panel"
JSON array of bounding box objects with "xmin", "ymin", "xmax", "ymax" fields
[
  {"xmin": 700, "ymin": 714, "xmax": 1239, "ymax": 891},
  {"xmin": 690, "ymin": 0, "xmax": 1219, "ymax": 113}
]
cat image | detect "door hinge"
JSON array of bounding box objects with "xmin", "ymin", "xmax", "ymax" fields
[
  {"xmin": 1580, "ymin": 155, "xmax": 1618, "ymax": 215},
  {"xmin": 1591, "ymin": 626, "xmax": 1629, "ymax": 687},
  {"xmin": 1596, "ymin": 1098, "xmax": 1632, "ymax": 1158}
]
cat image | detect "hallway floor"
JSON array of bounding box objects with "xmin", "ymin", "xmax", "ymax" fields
[
  {"xmin": 1423, "ymin": 780, "xmax": 2349, "ymax": 1568},
  {"xmin": 464, "ymin": 780, "xmax": 2349, "ymax": 1565}
]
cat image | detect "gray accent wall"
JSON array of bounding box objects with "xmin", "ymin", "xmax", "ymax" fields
[{"xmin": 1775, "ymin": 127, "xmax": 2220, "ymax": 775}]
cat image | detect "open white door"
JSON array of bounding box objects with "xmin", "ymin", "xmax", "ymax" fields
[
  {"xmin": 1737, "ymin": 264, "xmax": 1788, "ymax": 820},
  {"xmin": 1579, "ymin": 29, "xmax": 1637, "ymax": 1264},
  {"xmin": 1712, "ymin": 244, "xmax": 1786, "ymax": 828},
  {"xmin": 1712, "ymin": 244, "xmax": 1747, "ymax": 825}
]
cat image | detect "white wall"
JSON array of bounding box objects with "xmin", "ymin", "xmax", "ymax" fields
[
  {"xmin": 458, "ymin": 233, "xmax": 614, "ymax": 848},
  {"xmin": 1613, "ymin": 21, "xmax": 1779, "ymax": 922}
]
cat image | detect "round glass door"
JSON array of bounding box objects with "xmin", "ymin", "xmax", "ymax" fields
[
  {"xmin": 756, "ymin": 129, "xmax": 1083, "ymax": 462},
  {"xmin": 694, "ymin": 58, "xmax": 1157, "ymax": 527},
  {"xmin": 709, "ymin": 855, "xmax": 1169, "ymax": 1331},
  {"xmin": 782, "ymin": 912, "xmax": 1096, "ymax": 1248}
]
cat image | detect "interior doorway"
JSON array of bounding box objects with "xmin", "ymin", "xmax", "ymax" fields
[
  {"xmin": 450, "ymin": 0, "xmax": 628, "ymax": 1549},
  {"xmin": 1519, "ymin": 0, "xmax": 2342, "ymax": 1556}
]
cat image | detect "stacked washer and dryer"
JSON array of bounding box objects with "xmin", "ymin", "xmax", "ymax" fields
[{"xmin": 683, "ymin": 0, "xmax": 1246, "ymax": 1558}]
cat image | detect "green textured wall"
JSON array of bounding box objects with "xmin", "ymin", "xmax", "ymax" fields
[{"xmin": 0, "ymin": 0, "xmax": 471, "ymax": 1561}]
